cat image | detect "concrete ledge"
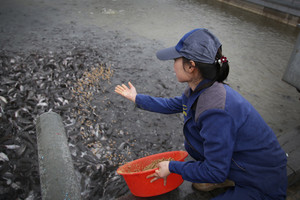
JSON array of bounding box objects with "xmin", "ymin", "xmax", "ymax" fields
[
  {"xmin": 283, "ymin": 25, "xmax": 300, "ymax": 90},
  {"xmin": 217, "ymin": 0, "xmax": 300, "ymax": 26},
  {"xmin": 246, "ymin": 0, "xmax": 300, "ymax": 16},
  {"xmin": 278, "ymin": 126, "xmax": 300, "ymax": 186}
]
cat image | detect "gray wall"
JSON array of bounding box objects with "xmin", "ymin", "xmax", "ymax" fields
[
  {"xmin": 283, "ymin": 26, "xmax": 300, "ymax": 91},
  {"xmin": 246, "ymin": 0, "xmax": 300, "ymax": 16}
]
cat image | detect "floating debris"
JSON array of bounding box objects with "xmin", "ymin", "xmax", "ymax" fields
[{"xmin": 101, "ymin": 8, "xmax": 117, "ymax": 15}]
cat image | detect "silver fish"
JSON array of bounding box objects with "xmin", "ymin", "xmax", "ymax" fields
[
  {"xmin": 0, "ymin": 96, "xmax": 7, "ymax": 104},
  {"xmin": 5, "ymin": 145, "xmax": 20, "ymax": 150},
  {"xmin": 0, "ymin": 152, "xmax": 9, "ymax": 162}
]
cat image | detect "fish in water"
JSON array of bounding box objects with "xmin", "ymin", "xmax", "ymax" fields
[{"xmin": 0, "ymin": 48, "xmax": 134, "ymax": 200}]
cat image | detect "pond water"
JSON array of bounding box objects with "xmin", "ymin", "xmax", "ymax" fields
[{"xmin": 83, "ymin": 0, "xmax": 300, "ymax": 135}]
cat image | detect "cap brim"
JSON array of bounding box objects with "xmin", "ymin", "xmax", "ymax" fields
[{"xmin": 156, "ymin": 46, "xmax": 182, "ymax": 61}]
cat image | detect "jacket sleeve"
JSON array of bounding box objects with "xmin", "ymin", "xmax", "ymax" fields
[
  {"xmin": 135, "ymin": 94, "xmax": 182, "ymax": 114},
  {"xmin": 169, "ymin": 109, "xmax": 237, "ymax": 183}
]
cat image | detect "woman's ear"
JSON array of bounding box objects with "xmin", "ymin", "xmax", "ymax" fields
[
  {"xmin": 187, "ymin": 60, "xmax": 196, "ymax": 72},
  {"xmin": 189, "ymin": 60, "xmax": 196, "ymax": 67}
]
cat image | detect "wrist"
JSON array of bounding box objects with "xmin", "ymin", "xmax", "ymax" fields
[
  {"xmin": 131, "ymin": 94, "xmax": 137, "ymax": 103},
  {"xmin": 167, "ymin": 161, "xmax": 171, "ymax": 174}
]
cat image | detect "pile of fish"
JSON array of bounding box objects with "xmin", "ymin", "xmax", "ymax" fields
[{"xmin": 0, "ymin": 48, "xmax": 132, "ymax": 199}]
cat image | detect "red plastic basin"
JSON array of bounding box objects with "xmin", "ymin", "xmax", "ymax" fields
[{"xmin": 116, "ymin": 151, "xmax": 188, "ymax": 197}]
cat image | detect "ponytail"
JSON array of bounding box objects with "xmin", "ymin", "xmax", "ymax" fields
[{"xmin": 214, "ymin": 47, "xmax": 229, "ymax": 83}]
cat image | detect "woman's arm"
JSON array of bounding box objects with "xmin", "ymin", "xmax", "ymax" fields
[
  {"xmin": 115, "ymin": 82, "xmax": 183, "ymax": 114},
  {"xmin": 135, "ymin": 94, "xmax": 182, "ymax": 114},
  {"xmin": 169, "ymin": 110, "xmax": 236, "ymax": 183}
]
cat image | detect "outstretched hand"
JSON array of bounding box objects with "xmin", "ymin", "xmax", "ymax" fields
[
  {"xmin": 146, "ymin": 161, "xmax": 171, "ymax": 186},
  {"xmin": 115, "ymin": 82, "xmax": 137, "ymax": 103}
]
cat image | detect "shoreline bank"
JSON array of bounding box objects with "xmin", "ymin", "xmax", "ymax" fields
[{"xmin": 217, "ymin": 0, "xmax": 300, "ymax": 27}]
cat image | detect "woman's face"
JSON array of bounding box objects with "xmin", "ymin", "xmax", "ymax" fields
[{"xmin": 173, "ymin": 57, "xmax": 191, "ymax": 82}]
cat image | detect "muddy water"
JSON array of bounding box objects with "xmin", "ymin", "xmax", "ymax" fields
[
  {"xmin": 1, "ymin": 0, "xmax": 299, "ymax": 199},
  {"xmin": 81, "ymin": 0, "xmax": 300, "ymax": 135}
]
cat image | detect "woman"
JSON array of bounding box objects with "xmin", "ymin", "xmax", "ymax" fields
[{"xmin": 115, "ymin": 28, "xmax": 287, "ymax": 199}]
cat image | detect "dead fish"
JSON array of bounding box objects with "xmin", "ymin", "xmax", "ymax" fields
[
  {"xmin": 0, "ymin": 96, "xmax": 8, "ymax": 104},
  {"xmin": 69, "ymin": 145, "xmax": 77, "ymax": 157},
  {"xmin": 43, "ymin": 63, "xmax": 56, "ymax": 71},
  {"xmin": 2, "ymin": 172, "xmax": 13, "ymax": 185},
  {"xmin": 18, "ymin": 84, "xmax": 25, "ymax": 92},
  {"xmin": 118, "ymin": 142, "xmax": 128, "ymax": 150},
  {"xmin": 11, "ymin": 182, "xmax": 21, "ymax": 190},
  {"xmin": 2, "ymin": 77, "xmax": 16, "ymax": 85},
  {"xmin": 56, "ymin": 97, "xmax": 64, "ymax": 104},
  {"xmin": 15, "ymin": 107, "xmax": 30, "ymax": 118},
  {"xmin": 96, "ymin": 164, "xmax": 106, "ymax": 174},
  {"xmin": 55, "ymin": 104, "xmax": 71, "ymax": 112},
  {"xmin": 26, "ymin": 90, "xmax": 36, "ymax": 101},
  {"xmin": 83, "ymin": 154, "xmax": 98, "ymax": 164},
  {"xmin": 7, "ymin": 87, "xmax": 16, "ymax": 95},
  {"xmin": 0, "ymin": 87, "xmax": 7, "ymax": 95},
  {"xmin": 16, "ymin": 144, "xmax": 27, "ymax": 157},
  {"xmin": 24, "ymin": 191, "xmax": 35, "ymax": 200},
  {"xmin": 17, "ymin": 117, "xmax": 32, "ymax": 125},
  {"xmin": 4, "ymin": 145, "xmax": 20, "ymax": 150},
  {"xmin": 62, "ymin": 57, "xmax": 73, "ymax": 66},
  {"xmin": 109, "ymin": 175, "xmax": 120, "ymax": 182},
  {"xmin": 21, "ymin": 124, "xmax": 35, "ymax": 132},
  {"xmin": 100, "ymin": 135, "xmax": 107, "ymax": 141},
  {"xmin": 36, "ymin": 98, "xmax": 48, "ymax": 107},
  {"xmin": 10, "ymin": 58, "xmax": 16, "ymax": 64},
  {"xmin": 64, "ymin": 117, "xmax": 76, "ymax": 127},
  {"xmin": 0, "ymin": 152, "xmax": 9, "ymax": 162}
]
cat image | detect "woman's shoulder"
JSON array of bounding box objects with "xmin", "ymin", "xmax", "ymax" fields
[
  {"xmin": 194, "ymin": 82, "xmax": 226, "ymax": 121},
  {"xmin": 199, "ymin": 82, "xmax": 226, "ymax": 109}
]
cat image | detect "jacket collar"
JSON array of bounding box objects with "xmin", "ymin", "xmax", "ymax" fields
[
  {"xmin": 183, "ymin": 79, "xmax": 212, "ymax": 98},
  {"xmin": 182, "ymin": 79, "xmax": 213, "ymax": 118}
]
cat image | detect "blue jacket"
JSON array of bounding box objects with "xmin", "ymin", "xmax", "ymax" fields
[{"xmin": 135, "ymin": 80, "xmax": 287, "ymax": 199}]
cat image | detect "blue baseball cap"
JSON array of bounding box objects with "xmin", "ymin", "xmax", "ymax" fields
[{"xmin": 156, "ymin": 28, "xmax": 221, "ymax": 64}]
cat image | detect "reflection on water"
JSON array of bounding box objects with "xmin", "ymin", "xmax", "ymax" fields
[{"xmin": 88, "ymin": 0, "xmax": 299, "ymax": 135}]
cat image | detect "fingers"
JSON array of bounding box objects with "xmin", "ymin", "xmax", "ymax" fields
[
  {"xmin": 114, "ymin": 84, "xmax": 128, "ymax": 95},
  {"xmin": 146, "ymin": 171, "xmax": 159, "ymax": 183},
  {"xmin": 114, "ymin": 85, "xmax": 122, "ymax": 92},
  {"xmin": 146, "ymin": 170, "xmax": 168, "ymax": 186},
  {"xmin": 150, "ymin": 177, "xmax": 159, "ymax": 183},
  {"xmin": 121, "ymin": 84, "xmax": 129, "ymax": 90},
  {"xmin": 147, "ymin": 174, "xmax": 159, "ymax": 183},
  {"xmin": 115, "ymin": 82, "xmax": 134, "ymax": 91},
  {"xmin": 114, "ymin": 87, "xmax": 125, "ymax": 96},
  {"xmin": 115, "ymin": 84, "xmax": 128, "ymax": 90},
  {"xmin": 114, "ymin": 83, "xmax": 129, "ymax": 93},
  {"xmin": 148, "ymin": 176, "xmax": 167, "ymax": 185},
  {"xmin": 128, "ymin": 81, "xmax": 134, "ymax": 89},
  {"xmin": 146, "ymin": 173, "xmax": 157, "ymax": 179},
  {"xmin": 114, "ymin": 85, "xmax": 123, "ymax": 93}
]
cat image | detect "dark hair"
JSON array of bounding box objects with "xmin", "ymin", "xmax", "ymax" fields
[{"xmin": 182, "ymin": 46, "xmax": 229, "ymax": 83}]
